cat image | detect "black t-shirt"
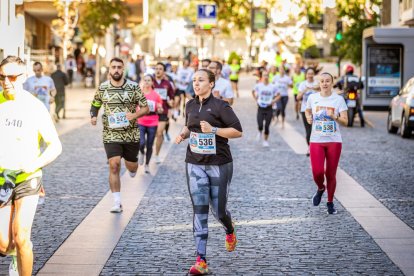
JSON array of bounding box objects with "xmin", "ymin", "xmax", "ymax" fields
[{"xmin": 185, "ymin": 94, "xmax": 242, "ymax": 165}]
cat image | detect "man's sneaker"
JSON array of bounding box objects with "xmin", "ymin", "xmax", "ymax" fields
[
  {"xmin": 312, "ymin": 188, "xmax": 325, "ymax": 206},
  {"xmin": 189, "ymin": 256, "xmax": 209, "ymax": 275},
  {"xmin": 262, "ymin": 140, "xmax": 269, "ymax": 147},
  {"xmin": 110, "ymin": 204, "xmax": 123, "ymax": 213},
  {"xmin": 154, "ymin": 155, "xmax": 161, "ymax": 164},
  {"xmin": 138, "ymin": 152, "xmax": 144, "ymax": 166},
  {"xmin": 144, "ymin": 165, "xmax": 150, "ymax": 174},
  {"xmin": 9, "ymin": 255, "xmax": 18, "ymax": 276},
  {"xmin": 327, "ymin": 202, "xmax": 337, "ymax": 214},
  {"xmin": 225, "ymin": 224, "xmax": 238, "ymax": 252}
]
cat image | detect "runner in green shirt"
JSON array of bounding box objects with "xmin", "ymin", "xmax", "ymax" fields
[
  {"xmin": 292, "ymin": 66, "xmax": 305, "ymax": 120},
  {"xmin": 229, "ymin": 59, "xmax": 241, "ymax": 98}
]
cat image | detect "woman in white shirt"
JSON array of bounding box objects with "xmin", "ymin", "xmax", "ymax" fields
[
  {"xmin": 272, "ymin": 66, "xmax": 292, "ymax": 128},
  {"xmin": 297, "ymin": 67, "xmax": 320, "ymax": 155},
  {"xmin": 305, "ymin": 72, "xmax": 348, "ymax": 214},
  {"xmin": 252, "ymin": 71, "xmax": 280, "ymax": 147}
]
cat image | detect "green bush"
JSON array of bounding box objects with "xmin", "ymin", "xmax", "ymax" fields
[{"xmin": 306, "ymin": 45, "xmax": 321, "ymax": 58}]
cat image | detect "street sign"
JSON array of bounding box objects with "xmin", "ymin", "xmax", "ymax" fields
[
  {"xmin": 197, "ymin": 4, "xmax": 217, "ymax": 27},
  {"xmin": 251, "ymin": 8, "xmax": 268, "ymax": 33}
]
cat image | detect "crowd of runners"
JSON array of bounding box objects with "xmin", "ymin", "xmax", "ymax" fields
[{"xmin": 0, "ymin": 51, "xmax": 358, "ymax": 275}]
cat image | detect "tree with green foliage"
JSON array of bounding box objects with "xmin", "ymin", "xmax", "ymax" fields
[
  {"xmin": 335, "ymin": 0, "xmax": 381, "ymax": 65},
  {"xmin": 79, "ymin": 0, "xmax": 129, "ymax": 40},
  {"xmin": 299, "ymin": 28, "xmax": 320, "ymax": 58},
  {"xmin": 51, "ymin": 0, "xmax": 79, "ymax": 59}
]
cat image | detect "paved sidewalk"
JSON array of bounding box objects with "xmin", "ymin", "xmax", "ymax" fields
[{"xmin": 101, "ymin": 77, "xmax": 403, "ymax": 275}]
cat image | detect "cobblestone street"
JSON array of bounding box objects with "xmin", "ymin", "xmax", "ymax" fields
[{"xmin": 1, "ymin": 77, "xmax": 412, "ymax": 275}]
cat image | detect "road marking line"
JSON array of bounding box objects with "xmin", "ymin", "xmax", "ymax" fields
[
  {"xmin": 277, "ymin": 122, "xmax": 414, "ymax": 276},
  {"xmin": 38, "ymin": 119, "xmax": 184, "ymax": 276}
]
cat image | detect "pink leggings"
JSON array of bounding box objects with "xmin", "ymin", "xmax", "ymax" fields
[{"xmin": 309, "ymin": 142, "xmax": 342, "ymax": 202}]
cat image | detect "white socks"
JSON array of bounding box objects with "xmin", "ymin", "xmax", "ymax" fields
[{"xmin": 112, "ymin": 192, "xmax": 121, "ymax": 206}]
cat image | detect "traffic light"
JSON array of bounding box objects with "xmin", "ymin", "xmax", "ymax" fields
[{"xmin": 335, "ymin": 21, "xmax": 343, "ymax": 41}]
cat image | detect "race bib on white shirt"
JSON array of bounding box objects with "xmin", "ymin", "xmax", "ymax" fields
[
  {"xmin": 314, "ymin": 120, "xmax": 336, "ymax": 136},
  {"xmin": 108, "ymin": 112, "xmax": 129, "ymax": 129},
  {"xmin": 189, "ymin": 132, "xmax": 216, "ymax": 154},
  {"xmin": 258, "ymin": 93, "xmax": 273, "ymax": 106},
  {"xmin": 147, "ymin": 100, "xmax": 156, "ymax": 112},
  {"xmin": 155, "ymin": 88, "xmax": 168, "ymax": 100}
]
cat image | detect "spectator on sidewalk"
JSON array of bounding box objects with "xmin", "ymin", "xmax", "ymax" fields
[
  {"xmin": 65, "ymin": 55, "xmax": 76, "ymax": 88},
  {"xmin": 24, "ymin": 62, "xmax": 56, "ymax": 112},
  {"xmin": 126, "ymin": 56, "xmax": 137, "ymax": 81},
  {"xmin": 51, "ymin": 64, "xmax": 69, "ymax": 120},
  {"xmin": 135, "ymin": 55, "xmax": 146, "ymax": 83}
]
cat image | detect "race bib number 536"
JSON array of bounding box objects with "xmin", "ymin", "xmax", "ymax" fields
[{"xmin": 189, "ymin": 132, "xmax": 216, "ymax": 154}]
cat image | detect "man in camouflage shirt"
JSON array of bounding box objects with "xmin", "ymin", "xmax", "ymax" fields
[{"xmin": 91, "ymin": 57, "xmax": 149, "ymax": 213}]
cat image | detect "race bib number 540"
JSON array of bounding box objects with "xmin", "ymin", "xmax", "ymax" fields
[{"xmin": 189, "ymin": 132, "xmax": 216, "ymax": 154}]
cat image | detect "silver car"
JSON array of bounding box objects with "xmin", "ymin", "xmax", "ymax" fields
[{"xmin": 387, "ymin": 76, "xmax": 414, "ymax": 138}]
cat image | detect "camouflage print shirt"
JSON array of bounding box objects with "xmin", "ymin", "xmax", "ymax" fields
[{"xmin": 91, "ymin": 79, "xmax": 147, "ymax": 143}]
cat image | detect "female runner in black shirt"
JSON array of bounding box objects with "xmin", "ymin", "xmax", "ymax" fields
[{"xmin": 175, "ymin": 69, "xmax": 242, "ymax": 275}]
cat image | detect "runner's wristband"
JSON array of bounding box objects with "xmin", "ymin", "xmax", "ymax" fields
[{"xmin": 90, "ymin": 106, "xmax": 99, "ymax": 118}]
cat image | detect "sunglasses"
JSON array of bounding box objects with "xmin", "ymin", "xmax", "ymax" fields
[{"xmin": 0, "ymin": 73, "xmax": 23, "ymax": 82}]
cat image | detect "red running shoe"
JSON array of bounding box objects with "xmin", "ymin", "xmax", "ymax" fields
[
  {"xmin": 189, "ymin": 256, "xmax": 209, "ymax": 275},
  {"xmin": 225, "ymin": 224, "xmax": 238, "ymax": 252}
]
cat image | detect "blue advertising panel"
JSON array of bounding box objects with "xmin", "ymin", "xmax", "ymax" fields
[{"xmin": 366, "ymin": 45, "xmax": 403, "ymax": 98}]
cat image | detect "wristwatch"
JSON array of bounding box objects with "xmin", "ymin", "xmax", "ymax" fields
[{"xmin": 212, "ymin": 127, "xmax": 218, "ymax": 134}]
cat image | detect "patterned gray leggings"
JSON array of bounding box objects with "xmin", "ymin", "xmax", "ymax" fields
[{"xmin": 185, "ymin": 162, "xmax": 234, "ymax": 258}]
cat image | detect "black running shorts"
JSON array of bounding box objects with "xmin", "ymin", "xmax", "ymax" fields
[
  {"xmin": 104, "ymin": 143, "xmax": 140, "ymax": 162},
  {"xmin": 4, "ymin": 177, "xmax": 42, "ymax": 206},
  {"xmin": 158, "ymin": 114, "xmax": 169, "ymax": 122},
  {"xmin": 175, "ymin": 89, "xmax": 186, "ymax": 97}
]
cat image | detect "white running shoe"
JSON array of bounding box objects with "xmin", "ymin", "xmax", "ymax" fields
[
  {"xmin": 9, "ymin": 255, "xmax": 18, "ymax": 276},
  {"xmin": 138, "ymin": 152, "xmax": 144, "ymax": 166},
  {"xmin": 110, "ymin": 204, "xmax": 123, "ymax": 213},
  {"xmin": 255, "ymin": 132, "xmax": 262, "ymax": 142},
  {"xmin": 154, "ymin": 155, "xmax": 161, "ymax": 164},
  {"xmin": 128, "ymin": 170, "xmax": 137, "ymax": 178},
  {"xmin": 262, "ymin": 140, "xmax": 269, "ymax": 147},
  {"xmin": 145, "ymin": 165, "xmax": 150, "ymax": 174}
]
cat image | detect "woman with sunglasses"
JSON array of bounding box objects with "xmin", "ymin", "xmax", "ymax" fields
[
  {"xmin": 175, "ymin": 69, "xmax": 242, "ymax": 275},
  {"xmin": 305, "ymin": 72, "xmax": 348, "ymax": 214}
]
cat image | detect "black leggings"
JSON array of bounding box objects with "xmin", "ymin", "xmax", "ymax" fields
[
  {"xmin": 257, "ymin": 107, "xmax": 273, "ymax": 135},
  {"xmin": 276, "ymin": 96, "xmax": 289, "ymax": 118},
  {"xmin": 301, "ymin": 112, "xmax": 312, "ymax": 145}
]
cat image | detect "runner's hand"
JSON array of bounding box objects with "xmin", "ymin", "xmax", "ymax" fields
[
  {"xmin": 126, "ymin": 112, "xmax": 136, "ymax": 121},
  {"xmin": 91, "ymin": 117, "xmax": 97, "ymax": 126},
  {"xmin": 306, "ymin": 114, "xmax": 313, "ymax": 124},
  {"xmin": 200, "ymin": 121, "xmax": 212, "ymax": 133},
  {"xmin": 175, "ymin": 133, "xmax": 186, "ymax": 144},
  {"xmin": 326, "ymin": 109, "xmax": 335, "ymax": 119}
]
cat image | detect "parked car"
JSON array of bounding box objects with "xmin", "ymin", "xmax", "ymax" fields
[{"xmin": 387, "ymin": 76, "xmax": 414, "ymax": 138}]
